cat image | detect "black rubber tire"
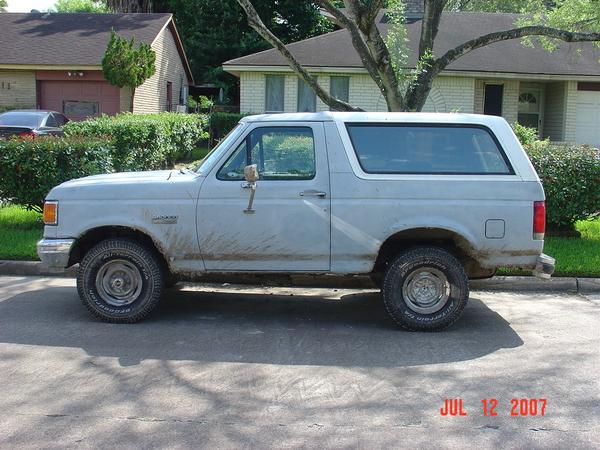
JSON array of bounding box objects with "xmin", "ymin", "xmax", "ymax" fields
[
  {"xmin": 382, "ymin": 246, "xmax": 469, "ymax": 331},
  {"xmin": 76, "ymin": 238, "xmax": 164, "ymax": 323}
]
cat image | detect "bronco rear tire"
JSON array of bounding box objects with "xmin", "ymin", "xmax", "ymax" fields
[
  {"xmin": 77, "ymin": 238, "xmax": 164, "ymax": 323},
  {"xmin": 382, "ymin": 246, "xmax": 469, "ymax": 331}
]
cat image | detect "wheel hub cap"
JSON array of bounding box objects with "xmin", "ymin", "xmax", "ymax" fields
[
  {"xmin": 402, "ymin": 268, "xmax": 450, "ymax": 314},
  {"xmin": 95, "ymin": 260, "xmax": 143, "ymax": 307}
]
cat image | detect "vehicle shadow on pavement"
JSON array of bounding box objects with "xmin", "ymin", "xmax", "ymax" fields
[{"xmin": 0, "ymin": 285, "xmax": 523, "ymax": 368}]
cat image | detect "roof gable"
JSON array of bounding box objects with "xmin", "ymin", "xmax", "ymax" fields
[{"xmin": 224, "ymin": 12, "xmax": 600, "ymax": 77}]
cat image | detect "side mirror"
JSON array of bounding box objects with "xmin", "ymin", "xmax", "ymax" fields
[
  {"xmin": 244, "ymin": 164, "xmax": 260, "ymax": 183},
  {"xmin": 243, "ymin": 164, "xmax": 259, "ymax": 214}
]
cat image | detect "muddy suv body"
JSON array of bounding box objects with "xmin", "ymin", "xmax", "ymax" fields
[{"xmin": 38, "ymin": 112, "xmax": 554, "ymax": 330}]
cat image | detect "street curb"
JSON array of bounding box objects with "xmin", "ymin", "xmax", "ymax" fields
[
  {"xmin": 0, "ymin": 260, "xmax": 77, "ymax": 277},
  {"xmin": 0, "ymin": 260, "xmax": 599, "ymax": 293}
]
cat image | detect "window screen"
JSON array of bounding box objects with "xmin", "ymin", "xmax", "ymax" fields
[
  {"xmin": 297, "ymin": 79, "xmax": 316, "ymax": 112},
  {"xmin": 346, "ymin": 124, "xmax": 513, "ymax": 175},
  {"xmin": 217, "ymin": 127, "xmax": 316, "ymax": 180},
  {"xmin": 265, "ymin": 75, "xmax": 284, "ymax": 113},
  {"xmin": 330, "ymin": 76, "xmax": 349, "ymax": 103}
]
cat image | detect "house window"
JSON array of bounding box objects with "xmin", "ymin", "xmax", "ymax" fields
[
  {"xmin": 330, "ymin": 76, "xmax": 350, "ymax": 106},
  {"xmin": 265, "ymin": 75, "xmax": 284, "ymax": 113},
  {"xmin": 297, "ymin": 79, "xmax": 316, "ymax": 112}
]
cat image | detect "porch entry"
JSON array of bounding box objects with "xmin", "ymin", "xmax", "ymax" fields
[{"xmin": 518, "ymin": 88, "xmax": 542, "ymax": 131}]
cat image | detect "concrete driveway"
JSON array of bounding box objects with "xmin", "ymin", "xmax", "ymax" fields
[{"xmin": 0, "ymin": 276, "xmax": 598, "ymax": 449}]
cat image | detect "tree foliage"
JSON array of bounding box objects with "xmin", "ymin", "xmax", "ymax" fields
[
  {"xmin": 53, "ymin": 0, "xmax": 108, "ymax": 12},
  {"xmin": 237, "ymin": 0, "xmax": 600, "ymax": 112},
  {"xmin": 0, "ymin": 0, "xmax": 6, "ymax": 11},
  {"xmin": 102, "ymin": 30, "xmax": 156, "ymax": 89}
]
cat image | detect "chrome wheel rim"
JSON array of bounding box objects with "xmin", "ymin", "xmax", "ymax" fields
[
  {"xmin": 95, "ymin": 259, "xmax": 143, "ymax": 307},
  {"xmin": 402, "ymin": 267, "xmax": 450, "ymax": 314}
]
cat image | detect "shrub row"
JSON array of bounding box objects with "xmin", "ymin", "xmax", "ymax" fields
[
  {"xmin": 526, "ymin": 143, "xmax": 600, "ymax": 231},
  {"xmin": 0, "ymin": 136, "xmax": 114, "ymax": 211},
  {"xmin": 513, "ymin": 124, "xmax": 600, "ymax": 231},
  {"xmin": 209, "ymin": 112, "xmax": 245, "ymax": 143},
  {"xmin": 65, "ymin": 112, "xmax": 209, "ymax": 170}
]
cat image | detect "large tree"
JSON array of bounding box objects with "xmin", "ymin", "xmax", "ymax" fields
[{"xmin": 237, "ymin": 0, "xmax": 600, "ymax": 112}]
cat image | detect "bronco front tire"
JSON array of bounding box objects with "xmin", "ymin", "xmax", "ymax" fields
[
  {"xmin": 382, "ymin": 246, "xmax": 469, "ymax": 331},
  {"xmin": 77, "ymin": 238, "xmax": 164, "ymax": 323}
]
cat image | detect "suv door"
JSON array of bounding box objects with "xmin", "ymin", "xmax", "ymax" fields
[{"xmin": 197, "ymin": 122, "xmax": 331, "ymax": 271}]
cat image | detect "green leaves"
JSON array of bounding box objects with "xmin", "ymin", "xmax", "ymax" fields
[
  {"xmin": 526, "ymin": 143, "xmax": 600, "ymax": 230},
  {"xmin": 0, "ymin": 113, "xmax": 209, "ymax": 209},
  {"xmin": 0, "ymin": 136, "xmax": 113, "ymax": 210},
  {"xmin": 102, "ymin": 30, "xmax": 157, "ymax": 89},
  {"xmin": 52, "ymin": 0, "xmax": 108, "ymax": 13},
  {"xmin": 64, "ymin": 112, "xmax": 209, "ymax": 169}
]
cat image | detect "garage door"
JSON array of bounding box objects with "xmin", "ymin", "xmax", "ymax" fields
[
  {"xmin": 39, "ymin": 80, "xmax": 120, "ymax": 121},
  {"xmin": 575, "ymin": 90, "xmax": 600, "ymax": 146}
]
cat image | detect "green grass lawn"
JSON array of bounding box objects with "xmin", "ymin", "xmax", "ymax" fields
[
  {"xmin": 0, "ymin": 205, "xmax": 43, "ymax": 260},
  {"xmin": 0, "ymin": 204, "xmax": 599, "ymax": 277}
]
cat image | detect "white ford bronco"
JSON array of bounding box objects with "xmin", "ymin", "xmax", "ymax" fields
[{"xmin": 38, "ymin": 112, "xmax": 555, "ymax": 330}]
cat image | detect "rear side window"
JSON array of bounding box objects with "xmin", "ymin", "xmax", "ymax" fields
[{"xmin": 345, "ymin": 124, "xmax": 513, "ymax": 175}]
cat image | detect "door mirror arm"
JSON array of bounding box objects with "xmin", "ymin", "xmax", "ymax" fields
[{"xmin": 243, "ymin": 164, "xmax": 259, "ymax": 214}]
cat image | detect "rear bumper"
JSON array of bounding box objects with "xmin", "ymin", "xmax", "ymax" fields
[
  {"xmin": 533, "ymin": 253, "xmax": 556, "ymax": 279},
  {"xmin": 37, "ymin": 238, "xmax": 74, "ymax": 273}
]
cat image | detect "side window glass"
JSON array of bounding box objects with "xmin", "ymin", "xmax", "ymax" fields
[
  {"xmin": 45, "ymin": 114, "xmax": 58, "ymax": 128},
  {"xmin": 217, "ymin": 127, "xmax": 316, "ymax": 181}
]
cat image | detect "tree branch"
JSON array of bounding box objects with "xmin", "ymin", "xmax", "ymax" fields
[
  {"xmin": 342, "ymin": 0, "xmax": 405, "ymax": 110},
  {"xmin": 419, "ymin": 0, "xmax": 446, "ymax": 60},
  {"xmin": 236, "ymin": 0, "xmax": 362, "ymax": 111}
]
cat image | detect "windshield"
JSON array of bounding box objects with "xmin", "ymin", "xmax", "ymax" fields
[
  {"xmin": 196, "ymin": 122, "xmax": 247, "ymax": 174},
  {"xmin": 0, "ymin": 112, "xmax": 45, "ymax": 128}
]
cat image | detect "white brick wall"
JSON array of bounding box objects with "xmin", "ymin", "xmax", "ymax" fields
[
  {"xmin": 0, "ymin": 70, "xmax": 37, "ymax": 108},
  {"xmin": 563, "ymin": 80, "xmax": 578, "ymax": 143},
  {"xmin": 133, "ymin": 25, "xmax": 188, "ymax": 114},
  {"xmin": 239, "ymin": 72, "xmax": 475, "ymax": 114}
]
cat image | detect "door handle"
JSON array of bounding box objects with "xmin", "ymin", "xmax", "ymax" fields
[{"xmin": 299, "ymin": 190, "xmax": 327, "ymax": 198}]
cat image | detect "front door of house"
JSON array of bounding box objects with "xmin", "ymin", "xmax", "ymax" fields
[{"xmin": 518, "ymin": 89, "xmax": 543, "ymax": 132}]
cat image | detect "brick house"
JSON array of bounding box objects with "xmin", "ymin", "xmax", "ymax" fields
[
  {"xmin": 223, "ymin": 3, "xmax": 600, "ymax": 145},
  {"xmin": 0, "ymin": 13, "xmax": 193, "ymax": 120}
]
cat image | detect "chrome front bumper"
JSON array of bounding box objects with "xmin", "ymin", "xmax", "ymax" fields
[
  {"xmin": 37, "ymin": 238, "xmax": 75, "ymax": 273},
  {"xmin": 533, "ymin": 253, "xmax": 556, "ymax": 280}
]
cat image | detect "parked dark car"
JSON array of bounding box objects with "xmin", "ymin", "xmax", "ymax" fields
[{"xmin": 0, "ymin": 110, "xmax": 68, "ymax": 139}]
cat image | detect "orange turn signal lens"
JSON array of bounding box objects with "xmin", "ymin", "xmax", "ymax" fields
[{"xmin": 43, "ymin": 201, "xmax": 58, "ymax": 225}]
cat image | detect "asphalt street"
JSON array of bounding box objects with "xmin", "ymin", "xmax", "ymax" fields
[{"xmin": 0, "ymin": 276, "xmax": 598, "ymax": 449}]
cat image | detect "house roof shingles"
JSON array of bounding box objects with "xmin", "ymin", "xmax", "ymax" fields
[
  {"xmin": 224, "ymin": 12, "xmax": 600, "ymax": 77},
  {"xmin": 0, "ymin": 12, "xmax": 171, "ymax": 66}
]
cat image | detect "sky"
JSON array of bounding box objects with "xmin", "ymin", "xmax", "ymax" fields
[{"xmin": 6, "ymin": 0, "xmax": 57, "ymax": 12}]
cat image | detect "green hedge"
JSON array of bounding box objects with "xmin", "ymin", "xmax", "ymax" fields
[
  {"xmin": 209, "ymin": 112, "xmax": 245, "ymax": 143},
  {"xmin": 0, "ymin": 136, "xmax": 114, "ymax": 211},
  {"xmin": 65, "ymin": 112, "xmax": 208, "ymax": 170},
  {"xmin": 526, "ymin": 143, "xmax": 600, "ymax": 231},
  {"xmin": 512, "ymin": 124, "xmax": 600, "ymax": 231}
]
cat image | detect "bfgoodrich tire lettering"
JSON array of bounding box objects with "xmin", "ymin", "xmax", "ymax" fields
[
  {"xmin": 382, "ymin": 247, "xmax": 469, "ymax": 331},
  {"xmin": 77, "ymin": 238, "xmax": 164, "ymax": 323}
]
